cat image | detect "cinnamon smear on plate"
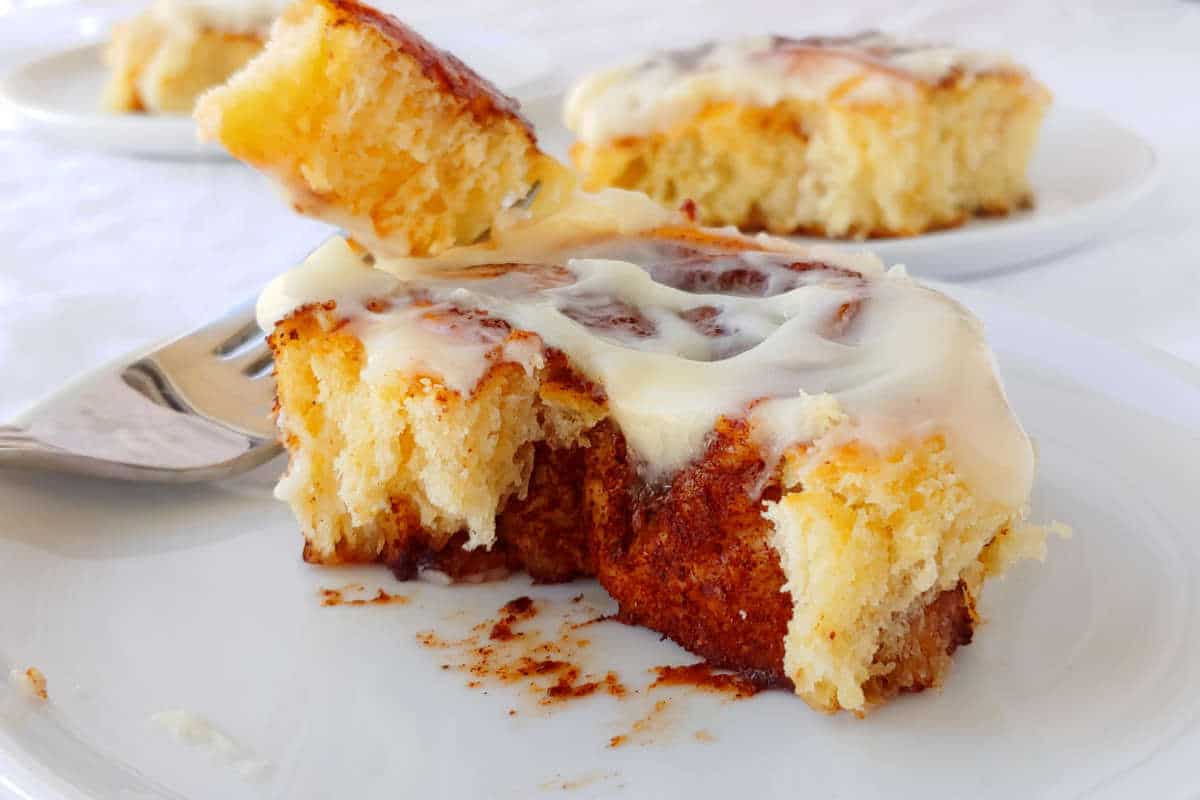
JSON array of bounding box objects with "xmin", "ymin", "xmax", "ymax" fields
[
  {"xmin": 320, "ymin": 584, "xmax": 409, "ymax": 606},
  {"xmin": 417, "ymin": 595, "xmax": 627, "ymax": 706}
]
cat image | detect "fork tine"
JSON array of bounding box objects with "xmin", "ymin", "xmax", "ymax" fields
[
  {"xmin": 0, "ymin": 426, "xmax": 32, "ymax": 444},
  {"xmin": 213, "ymin": 318, "xmax": 266, "ymax": 357},
  {"xmin": 3, "ymin": 291, "xmax": 286, "ymax": 482},
  {"xmin": 242, "ymin": 350, "xmax": 275, "ymax": 378},
  {"xmin": 227, "ymin": 341, "xmax": 274, "ymax": 375},
  {"xmin": 183, "ymin": 299, "xmax": 263, "ymax": 355}
]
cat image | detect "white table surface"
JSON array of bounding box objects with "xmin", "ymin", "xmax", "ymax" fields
[{"xmin": 1, "ymin": 0, "xmax": 1198, "ymax": 421}]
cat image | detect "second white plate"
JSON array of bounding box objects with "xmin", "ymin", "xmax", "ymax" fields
[{"xmin": 521, "ymin": 95, "xmax": 1160, "ymax": 279}]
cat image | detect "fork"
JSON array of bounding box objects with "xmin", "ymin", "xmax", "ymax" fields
[{"xmin": 0, "ymin": 299, "xmax": 282, "ymax": 482}]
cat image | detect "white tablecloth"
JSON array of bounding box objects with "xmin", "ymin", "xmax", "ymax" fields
[{"xmin": 2, "ymin": 0, "xmax": 1198, "ymax": 420}]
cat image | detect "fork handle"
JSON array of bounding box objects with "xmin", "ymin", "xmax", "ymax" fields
[
  {"xmin": 0, "ymin": 425, "xmax": 70, "ymax": 475},
  {"xmin": 0, "ymin": 424, "xmax": 124, "ymax": 477},
  {"xmin": 0, "ymin": 424, "xmax": 60, "ymax": 456},
  {"xmin": 0, "ymin": 424, "xmax": 36, "ymax": 448},
  {"xmin": 0, "ymin": 421, "xmax": 282, "ymax": 482}
]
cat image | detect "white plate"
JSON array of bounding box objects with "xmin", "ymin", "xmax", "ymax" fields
[
  {"xmin": 1, "ymin": 30, "xmax": 552, "ymax": 161},
  {"xmin": 2, "ymin": 287, "xmax": 1199, "ymax": 799},
  {"xmin": 1, "ymin": 43, "xmax": 225, "ymax": 160},
  {"xmin": 521, "ymin": 95, "xmax": 1160, "ymax": 279}
]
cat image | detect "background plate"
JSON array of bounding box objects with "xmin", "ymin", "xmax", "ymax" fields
[
  {"xmin": 521, "ymin": 96, "xmax": 1160, "ymax": 279},
  {"xmin": 1, "ymin": 287, "xmax": 1199, "ymax": 799},
  {"xmin": 1, "ymin": 30, "xmax": 551, "ymax": 161},
  {"xmin": 1, "ymin": 44, "xmax": 223, "ymax": 160}
]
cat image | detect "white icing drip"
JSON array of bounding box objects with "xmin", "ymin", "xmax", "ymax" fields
[
  {"xmin": 258, "ymin": 193, "xmax": 1034, "ymax": 509},
  {"xmin": 150, "ymin": 0, "xmax": 288, "ymax": 35},
  {"xmin": 565, "ymin": 33, "xmax": 1028, "ymax": 145},
  {"xmin": 151, "ymin": 709, "xmax": 272, "ymax": 780}
]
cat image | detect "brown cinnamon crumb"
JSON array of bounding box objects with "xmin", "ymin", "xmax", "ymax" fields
[
  {"xmin": 636, "ymin": 699, "xmax": 670, "ymax": 731},
  {"xmin": 537, "ymin": 770, "xmax": 620, "ymax": 791},
  {"xmin": 23, "ymin": 667, "xmax": 48, "ymax": 700},
  {"xmin": 416, "ymin": 596, "xmax": 627, "ymax": 714},
  {"xmin": 320, "ymin": 584, "xmax": 406, "ymax": 607},
  {"xmin": 650, "ymin": 663, "xmax": 765, "ymax": 699},
  {"xmin": 604, "ymin": 671, "xmax": 627, "ymax": 698},
  {"xmin": 489, "ymin": 596, "xmax": 538, "ymax": 640},
  {"xmin": 544, "ymin": 667, "xmax": 596, "ymax": 702},
  {"xmin": 501, "ymin": 596, "xmax": 536, "ymax": 617},
  {"xmin": 607, "ymin": 698, "xmax": 672, "ymax": 748},
  {"xmin": 488, "ymin": 620, "xmax": 519, "ymax": 641},
  {"xmin": 416, "ymin": 631, "xmax": 443, "ymax": 647},
  {"xmin": 347, "ymin": 588, "xmax": 408, "ymax": 606}
]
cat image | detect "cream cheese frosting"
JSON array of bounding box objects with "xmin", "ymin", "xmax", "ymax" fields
[
  {"xmin": 565, "ymin": 32, "xmax": 1028, "ymax": 145},
  {"xmin": 259, "ymin": 190, "xmax": 1034, "ymax": 511},
  {"xmin": 150, "ymin": 0, "xmax": 289, "ymax": 35}
]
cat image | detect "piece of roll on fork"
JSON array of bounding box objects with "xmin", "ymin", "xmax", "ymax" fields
[{"xmin": 196, "ymin": 0, "xmax": 572, "ymax": 257}]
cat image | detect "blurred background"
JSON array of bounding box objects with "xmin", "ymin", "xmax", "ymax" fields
[{"xmin": 4, "ymin": 0, "xmax": 1194, "ymax": 96}]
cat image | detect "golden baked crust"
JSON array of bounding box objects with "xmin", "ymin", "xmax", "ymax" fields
[
  {"xmin": 586, "ymin": 417, "xmax": 794, "ymax": 680},
  {"xmin": 196, "ymin": 0, "xmax": 571, "ymax": 257},
  {"xmin": 319, "ymin": 0, "xmax": 530, "ymax": 127}
]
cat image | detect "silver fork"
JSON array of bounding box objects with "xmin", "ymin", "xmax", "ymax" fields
[{"xmin": 0, "ymin": 299, "xmax": 281, "ymax": 482}]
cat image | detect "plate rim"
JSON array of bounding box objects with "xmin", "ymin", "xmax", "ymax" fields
[{"xmin": 518, "ymin": 92, "xmax": 1162, "ymax": 279}]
